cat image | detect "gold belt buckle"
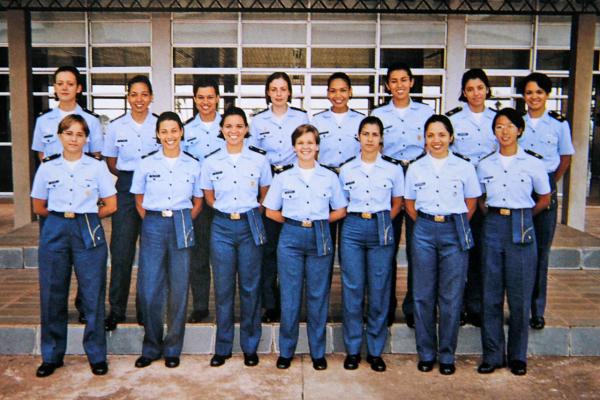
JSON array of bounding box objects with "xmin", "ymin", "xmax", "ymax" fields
[
  {"xmin": 162, "ymin": 210, "xmax": 173, "ymax": 217},
  {"xmin": 64, "ymin": 212, "xmax": 76, "ymax": 219},
  {"xmin": 301, "ymin": 220, "xmax": 313, "ymax": 228},
  {"xmin": 361, "ymin": 212, "xmax": 372, "ymax": 219},
  {"xmin": 230, "ymin": 212, "xmax": 241, "ymax": 220},
  {"xmin": 500, "ymin": 208, "xmax": 511, "ymax": 216},
  {"xmin": 434, "ymin": 215, "xmax": 445, "ymax": 222}
]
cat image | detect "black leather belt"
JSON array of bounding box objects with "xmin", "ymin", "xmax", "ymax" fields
[
  {"xmin": 417, "ymin": 211, "xmax": 452, "ymax": 223},
  {"xmin": 214, "ymin": 209, "xmax": 248, "ymax": 220},
  {"xmin": 488, "ymin": 207, "xmax": 512, "ymax": 216}
]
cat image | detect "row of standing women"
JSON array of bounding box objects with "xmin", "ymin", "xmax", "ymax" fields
[{"xmin": 30, "ymin": 64, "xmax": 573, "ymax": 377}]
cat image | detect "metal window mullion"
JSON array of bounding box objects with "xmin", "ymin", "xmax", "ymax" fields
[
  {"xmin": 532, "ymin": 15, "xmax": 539, "ymax": 73},
  {"xmin": 305, "ymin": 13, "xmax": 312, "ymax": 113},
  {"xmin": 85, "ymin": 11, "xmax": 91, "ymax": 110},
  {"xmin": 375, "ymin": 13, "xmax": 381, "ymax": 108},
  {"xmin": 238, "ymin": 12, "xmax": 243, "ymax": 102}
]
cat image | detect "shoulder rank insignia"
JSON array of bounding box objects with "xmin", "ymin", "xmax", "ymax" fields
[
  {"xmin": 185, "ymin": 116, "xmax": 195, "ymax": 125},
  {"xmin": 350, "ymin": 108, "xmax": 366, "ymax": 116},
  {"xmin": 110, "ymin": 113, "xmax": 126, "ymax": 123},
  {"xmin": 85, "ymin": 152, "xmax": 102, "ymax": 161},
  {"xmin": 183, "ymin": 151, "xmax": 199, "ymax": 161},
  {"xmin": 249, "ymin": 145, "xmax": 267, "ymax": 155},
  {"xmin": 38, "ymin": 108, "xmax": 53, "ymax": 117},
  {"xmin": 290, "ymin": 106, "xmax": 307, "ymax": 113},
  {"xmin": 525, "ymin": 149, "xmax": 543, "ymax": 159},
  {"xmin": 272, "ymin": 164, "xmax": 294, "ymax": 174},
  {"xmin": 253, "ymin": 108, "xmax": 269, "ymax": 117},
  {"xmin": 82, "ymin": 108, "xmax": 100, "ymax": 118},
  {"xmin": 142, "ymin": 150, "xmax": 159, "ymax": 159},
  {"xmin": 479, "ymin": 151, "xmax": 495, "ymax": 162},
  {"xmin": 204, "ymin": 148, "xmax": 222, "ymax": 158},
  {"xmin": 42, "ymin": 153, "xmax": 60, "ymax": 163},
  {"xmin": 320, "ymin": 164, "xmax": 339, "ymax": 174},
  {"xmin": 548, "ymin": 110, "xmax": 566, "ymax": 122},
  {"xmin": 381, "ymin": 154, "xmax": 401, "ymax": 165},
  {"xmin": 453, "ymin": 152, "xmax": 471, "ymax": 162},
  {"xmin": 312, "ymin": 109, "xmax": 328, "ymax": 117},
  {"xmin": 340, "ymin": 156, "xmax": 356, "ymax": 167},
  {"xmin": 445, "ymin": 106, "xmax": 462, "ymax": 117}
]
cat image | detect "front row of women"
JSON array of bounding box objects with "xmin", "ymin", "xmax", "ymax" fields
[{"xmin": 32, "ymin": 105, "xmax": 549, "ymax": 378}]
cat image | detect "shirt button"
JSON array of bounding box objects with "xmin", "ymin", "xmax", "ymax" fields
[
  {"xmin": 279, "ymin": 127, "xmax": 282, "ymax": 130},
  {"xmin": 69, "ymin": 188, "xmax": 73, "ymax": 192},
  {"xmin": 279, "ymin": 140, "xmax": 282, "ymax": 144},
  {"xmin": 402, "ymin": 131, "xmax": 405, "ymax": 134},
  {"xmin": 366, "ymin": 203, "xmax": 370, "ymax": 206},
  {"xmin": 233, "ymin": 181, "xmax": 237, "ymax": 184},
  {"xmin": 168, "ymin": 197, "xmax": 171, "ymax": 200},
  {"xmin": 436, "ymin": 190, "xmax": 439, "ymax": 193},
  {"xmin": 502, "ymin": 198, "xmax": 506, "ymax": 201},
  {"xmin": 306, "ymin": 185, "xmax": 309, "ymax": 188},
  {"xmin": 338, "ymin": 138, "xmax": 342, "ymax": 142},
  {"xmin": 366, "ymin": 190, "xmax": 370, "ymax": 193},
  {"xmin": 137, "ymin": 149, "xmax": 141, "ymax": 152},
  {"xmin": 70, "ymin": 174, "xmax": 74, "ymax": 178},
  {"xmin": 504, "ymin": 171, "xmax": 507, "ymax": 173},
  {"xmin": 436, "ymin": 204, "xmax": 439, "ymax": 207},
  {"xmin": 233, "ymin": 165, "xmax": 236, "ymax": 168},
  {"xmin": 234, "ymin": 197, "xmax": 237, "ymax": 200}
]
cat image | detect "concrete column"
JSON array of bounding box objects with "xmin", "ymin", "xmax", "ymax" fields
[
  {"xmin": 7, "ymin": 10, "xmax": 35, "ymax": 228},
  {"xmin": 444, "ymin": 14, "xmax": 467, "ymax": 112},
  {"xmin": 563, "ymin": 14, "xmax": 595, "ymax": 230},
  {"xmin": 151, "ymin": 13, "xmax": 172, "ymax": 113}
]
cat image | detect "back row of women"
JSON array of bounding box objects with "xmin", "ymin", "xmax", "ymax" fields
[{"xmin": 31, "ymin": 64, "xmax": 573, "ymax": 378}]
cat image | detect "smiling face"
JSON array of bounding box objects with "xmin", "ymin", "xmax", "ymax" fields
[
  {"xmin": 463, "ymin": 78, "xmax": 487, "ymax": 110},
  {"xmin": 157, "ymin": 119, "xmax": 184, "ymax": 152},
  {"xmin": 294, "ymin": 131, "xmax": 319, "ymax": 163},
  {"xmin": 523, "ymin": 81, "xmax": 549, "ymax": 115},
  {"xmin": 59, "ymin": 121, "xmax": 87, "ymax": 156},
  {"xmin": 221, "ymin": 114, "xmax": 248, "ymax": 148},
  {"xmin": 327, "ymin": 78, "xmax": 352, "ymax": 113},
  {"xmin": 194, "ymin": 86, "xmax": 219, "ymax": 121},
  {"xmin": 54, "ymin": 71, "xmax": 82, "ymax": 104},
  {"xmin": 425, "ymin": 121, "xmax": 451, "ymax": 159},
  {"xmin": 128, "ymin": 82, "xmax": 153, "ymax": 116},
  {"xmin": 268, "ymin": 78, "xmax": 291, "ymax": 108},
  {"xmin": 386, "ymin": 69, "xmax": 414, "ymax": 105},
  {"xmin": 494, "ymin": 114, "xmax": 522, "ymax": 149},
  {"xmin": 359, "ymin": 123, "xmax": 382, "ymax": 154}
]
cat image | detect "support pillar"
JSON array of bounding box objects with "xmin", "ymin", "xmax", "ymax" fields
[
  {"xmin": 151, "ymin": 13, "xmax": 172, "ymax": 113},
  {"xmin": 7, "ymin": 9, "xmax": 34, "ymax": 228},
  {"xmin": 563, "ymin": 14, "xmax": 595, "ymax": 230},
  {"xmin": 444, "ymin": 14, "xmax": 467, "ymax": 112}
]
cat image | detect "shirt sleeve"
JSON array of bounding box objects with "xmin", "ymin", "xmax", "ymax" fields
[
  {"xmin": 247, "ymin": 121, "xmax": 260, "ymax": 149},
  {"xmin": 31, "ymin": 118, "xmax": 45, "ymax": 152},
  {"xmin": 463, "ymin": 162, "xmax": 482, "ymax": 198},
  {"xmin": 88, "ymin": 117, "xmax": 105, "ymax": 153},
  {"xmin": 96, "ymin": 161, "xmax": 117, "ymax": 198},
  {"xmin": 558, "ymin": 120, "xmax": 575, "ymax": 156},
  {"xmin": 338, "ymin": 168, "xmax": 351, "ymax": 202},
  {"xmin": 192, "ymin": 163, "xmax": 204, "ymax": 198},
  {"xmin": 262, "ymin": 173, "xmax": 283, "ymax": 211},
  {"xmin": 30, "ymin": 165, "xmax": 48, "ymax": 200},
  {"xmin": 329, "ymin": 172, "xmax": 348, "ymax": 210},
  {"xmin": 199, "ymin": 160, "xmax": 213, "ymax": 190},
  {"xmin": 130, "ymin": 162, "xmax": 146, "ymax": 195},
  {"xmin": 391, "ymin": 165, "xmax": 405, "ymax": 198},
  {"xmin": 259, "ymin": 157, "xmax": 273, "ymax": 187},
  {"xmin": 532, "ymin": 159, "xmax": 551, "ymax": 195},
  {"xmin": 476, "ymin": 163, "xmax": 488, "ymax": 194},
  {"xmin": 403, "ymin": 165, "xmax": 417, "ymax": 200},
  {"xmin": 102, "ymin": 122, "xmax": 118, "ymax": 158}
]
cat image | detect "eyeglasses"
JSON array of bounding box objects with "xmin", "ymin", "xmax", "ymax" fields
[{"xmin": 494, "ymin": 123, "xmax": 518, "ymax": 131}]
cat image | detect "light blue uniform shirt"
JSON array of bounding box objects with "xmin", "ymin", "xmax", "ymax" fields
[
  {"xmin": 32, "ymin": 105, "xmax": 104, "ymax": 156},
  {"xmin": 311, "ymin": 108, "xmax": 363, "ymax": 167},
  {"xmin": 200, "ymin": 146, "xmax": 272, "ymax": 214},
  {"xmin": 339, "ymin": 154, "xmax": 404, "ymax": 213},
  {"xmin": 183, "ymin": 113, "xmax": 225, "ymax": 167},
  {"xmin": 519, "ymin": 110, "xmax": 575, "ymax": 173},
  {"xmin": 370, "ymin": 99, "xmax": 434, "ymax": 162},
  {"xmin": 31, "ymin": 154, "xmax": 116, "ymax": 213},
  {"xmin": 248, "ymin": 107, "xmax": 310, "ymax": 166},
  {"xmin": 477, "ymin": 147, "xmax": 551, "ymax": 209},
  {"xmin": 102, "ymin": 112, "xmax": 159, "ymax": 172},
  {"xmin": 263, "ymin": 163, "xmax": 347, "ymax": 221},
  {"xmin": 405, "ymin": 152, "xmax": 481, "ymax": 215},
  {"xmin": 130, "ymin": 150, "xmax": 203, "ymax": 211},
  {"xmin": 448, "ymin": 106, "xmax": 497, "ymax": 166}
]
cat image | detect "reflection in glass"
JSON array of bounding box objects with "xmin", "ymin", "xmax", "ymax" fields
[
  {"xmin": 312, "ymin": 48, "xmax": 374, "ymax": 69},
  {"xmin": 242, "ymin": 48, "xmax": 305, "ymax": 68},
  {"xmin": 466, "ymin": 49, "xmax": 530, "ymax": 70},
  {"xmin": 92, "ymin": 47, "xmax": 150, "ymax": 67},
  {"xmin": 380, "ymin": 49, "xmax": 444, "ymax": 69},
  {"xmin": 173, "ymin": 48, "xmax": 237, "ymax": 68},
  {"xmin": 31, "ymin": 47, "xmax": 86, "ymax": 68}
]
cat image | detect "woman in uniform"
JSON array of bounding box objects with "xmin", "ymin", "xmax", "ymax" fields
[
  {"xmin": 477, "ymin": 108, "xmax": 551, "ymax": 376},
  {"xmin": 447, "ymin": 68, "xmax": 497, "ymax": 327},
  {"xmin": 517, "ymin": 73, "xmax": 575, "ymax": 330},
  {"xmin": 263, "ymin": 124, "xmax": 347, "ymax": 371},
  {"xmin": 404, "ymin": 114, "xmax": 481, "ymax": 375},
  {"xmin": 103, "ymin": 75, "xmax": 158, "ymax": 331},
  {"xmin": 338, "ymin": 116, "xmax": 404, "ymax": 372},
  {"xmin": 131, "ymin": 112, "xmax": 203, "ymax": 369},
  {"xmin": 31, "ymin": 114, "xmax": 116, "ymax": 377},
  {"xmin": 248, "ymin": 72, "xmax": 310, "ymax": 323},
  {"xmin": 201, "ymin": 107, "xmax": 272, "ymax": 368}
]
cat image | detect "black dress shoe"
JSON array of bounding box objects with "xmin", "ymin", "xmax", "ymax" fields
[
  {"xmin": 135, "ymin": 356, "xmax": 157, "ymax": 368},
  {"xmin": 90, "ymin": 361, "xmax": 108, "ymax": 375},
  {"xmin": 509, "ymin": 360, "xmax": 527, "ymax": 376},
  {"xmin": 243, "ymin": 353, "xmax": 259, "ymax": 366},
  {"xmin": 276, "ymin": 356, "xmax": 292, "ymax": 369},
  {"xmin": 78, "ymin": 313, "xmax": 87, "ymax": 324},
  {"xmin": 405, "ymin": 314, "xmax": 415, "ymax": 329},
  {"xmin": 210, "ymin": 354, "xmax": 231, "ymax": 367},
  {"xmin": 36, "ymin": 361, "xmax": 64, "ymax": 378},
  {"xmin": 366, "ymin": 355, "xmax": 386, "ymax": 372},
  {"xmin": 187, "ymin": 309, "xmax": 209, "ymax": 323},
  {"xmin": 165, "ymin": 357, "xmax": 180, "ymax": 368},
  {"xmin": 417, "ymin": 360, "xmax": 435, "ymax": 372},
  {"xmin": 343, "ymin": 354, "xmax": 361, "ymax": 370},
  {"xmin": 262, "ymin": 309, "xmax": 280, "ymax": 323},
  {"xmin": 529, "ymin": 316, "xmax": 545, "ymax": 330},
  {"xmin": 104, "ymin": 314, "xmax": 125, "ymax": 332},
  {"xmin": 312, "ymin": 357, "xmax": 327, "ymax": 371},
  {"xmin": 477, "ymin": 362, "xmax": 500, "ymax": 374},
  {"xmin": 439, "ymin": 363, "xmax": 455, "ymax": 375}
]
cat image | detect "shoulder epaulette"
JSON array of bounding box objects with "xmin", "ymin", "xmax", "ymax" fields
[
  {"xmin": 82, "ymin": 108, "xmax": 100, "ymax": 118},
  {"xmin": 313, "ymin": 109, "xmax": 328, "ymax": 117},
  {"xmin": 142, "ymin": 150, "xmax": 159, "ymax": 159},
  {"xmin": 340, "ymin": 156, "xmax": 356, "ymax": 167},
  {"xmin": 204, "ymin": 148, "xmax": 221, "ymax": 159},
  {"xmin": 412, "ymin": 151, "xmax": 427, "ymax": 163},
  {"xmin": 38, "ymin": 108, "xmax": 53, "ymax": 117},
  {"xmin": 453, "ymin": 152, "xmax": 471, "ymax": 162},
  {"xmin": 525, "ymin": 149, "xmax": 543, "ymax": 159},
  {"xmin": 185, "ymin": 116, "xmax": 195, "ymax": 125},
  {"xmin": 253, "ymin": 108, "xmax": 269, "ymax": 117},
  {"xmin": 381, "ymin": 154, "xmax": 401, "ymax": 165},
  {"xmin": 320, "ymin": 164, "xmax": 339, "ymax": 174},
  {"xmin": 548, "ymin": 110, "xmax": 566, "ymax": 122},
  {"xmin": 488, "ymin": 107, "xmax": 498, "ymax": 113},
  {"xmin": 371, "ymin": 102, "xmax": 388, "ymax": 111},
  {"xmin": 183, "ymin": 151, "xmax": 199, "ymax": 161},
  {"xmin": 445, "ymin": 106, "xmax": 462, "ymax": 117},
  {"xmin": 249, "ymin": 145, "xmax": 267, "ymax": 155},
  {"xmin": 85, "ymin": 152, "xmax": 102, "ymax": 161},
  {"xmin": 110, "ymin": 113, "xmax": 127, "ymax": 123},
  {"xmin": 480, "ymin": 151, "xmax": 495, "ymax": 162},
  {"xmin": 42, "ymin": 153, "xmax": 60, "ymax": 163},
  {"xmin": 152, "ymin": 113, "xmax": 159, "ymax": 118},
  {"xmin": 290, "ymin": 106, "xmax": 307, "ymax": 113},
  {"xmin": 274, "ymin": 164, "xmax": 294, "ymax": 174},
  {"xmin": 350, "ymin": 108, "xmax": 366, "ymax": 116}
]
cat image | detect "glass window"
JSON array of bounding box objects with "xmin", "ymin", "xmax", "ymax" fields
[
  {"xmin": 0, "ymin": 75, "xmax": 7, "ymax": 92},
  {"xmin": 467, "ymin": 16, "xmax": 532, "ymax": 47},
  {"xmin": 91, "ymin": 21, "xmax": 151, "ymax": 44},
  {"xmin": 174, "ymin": 74, "xmax": 238, "ymax": 95},
  {"xmin": 0, "ymin": 146, "xmax": 13, "ymax": 192},
  {"xmin": 242, "ymin": 23, "xmax": 306, "ymax": 45},
  {"xmin": 33, "ymin": 74, "xmax": 88, "ymax": 94},
  {"xmin": 378, "ymin": 75, "xmax": 443, "ymax": 112},
  {"xmin": 31, "ymin": 22, "xmax": 86, "ymax": 45},
  {"xmin": 174, "ymin": 12, "xmax": 237, "ymax": 21},
  {"xmin": 92, "ymin": 47, "xmax": 151, "ymax": 67},
  {"xmin": 537, "ymin": 50, "xmax": 570, "ymax": 71},
  {"xmin": 242, "ymin": 48, "xmax": 306, "ymax": 68},
  {"xmin": 312, "ymin": 23, "xmax": 375, "ymax": 45},
  {"xmin": 0, "ymin": 96, "xmax": 9, "ymax": 142},
  {"xmin": 91, "ymin": 73, "xmax": 150, "ymax": 95},
  {"xmin": 173, "ymin": 48, "xmax": 237, "ymax": 68},
  {"xmin": 173, "ymin": 22, "xmax": 238, "ymax": 45},
  {"xmin": 380, "ymin": 22, "xmax": 445, "ymax": 46},
  {"xmin": 537, "ymin": 23, "xmax": 571, "ymax": 48},
  {"xmin": 311, "ymin": 48, "xmax": 374, "ymax": 68},
  {"xmin": 0, "ymin": 48, "xmax": 7, "ymax": 68},
  {"xmin": 380, "ymin": 49, "xmax": 444, "ymax": 69},
  {"xmin": 0, "ymin": 17, "xmax": 8, "ymax": 44},
  {"xmin": 466, "ymin": 49, "xmax": 530, "ymax": 70},
  {"xmin": 239, "ymin": 73, "xmax": 306, "ymax": 114},
  {"xmin": 311, "ymin": 74, "xmax": 374, "ymax": 115},
  {"xmin": 31, "ymin": 47, "xmax": 86, "ymax": 68}
]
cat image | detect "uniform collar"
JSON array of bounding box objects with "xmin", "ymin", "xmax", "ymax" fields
[
  {"xmin": 525, "ymin": 110, "xmax": 551, "ymax": 127},
  {"xmin": 191, "ymin": 113, "xmax": 221, "ymax": 128},
  {"xmin": 290, "ymin": 162, "xmax": 329, "ymax": 177},
  {"xmin": 382, "ymin": 98, "xmax": 417, "ymax": 112},
  {"xmin": 321, "ymin": 109, "xmax": 360, "ymax": 119},
  {"xmin": 49, "ymin": 104, "xmax": 83, "ymax": 119},
  {"xmin": 493, "ymin": 147, "xmax": 528, "ymax": 160}
]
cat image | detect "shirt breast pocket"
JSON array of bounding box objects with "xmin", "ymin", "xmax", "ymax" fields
[
  {"xmin": 445, "ymin": 179, "xmax": 463, "ymax": 199},
  {"xmin": 77, "ymin": 177, "xmax": 98, "ymax": 197},
  {"xmin": 242, "ymin": 168, "xmax": 260, "ymax": 189},
  {"xmin": 412, "ymin": 181, "xmax": 428, "ymax": 197},
  {"xmin": 544, "ymin": 134, "xmax": 558, "ymax": 146},
  {"xmin": 41, "ymin": 131, "xmax": 57, "ymax": 144},
  {"xmin": 374, "ymin": 178, "xmax": 393, "ymax": 198},
  {"xmin": 46, "ymin": 179, "xmax": 64, "ymax": 191}
]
